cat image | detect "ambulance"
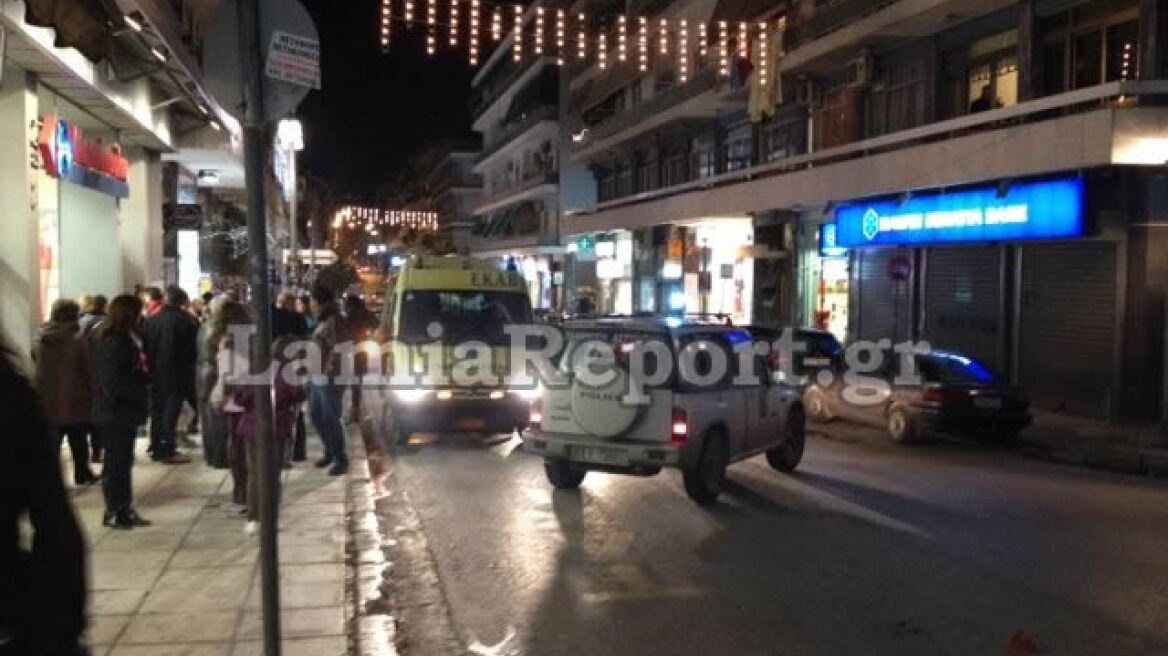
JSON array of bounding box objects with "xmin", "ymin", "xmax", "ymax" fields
[{"xmin": 365, "ymin": 255, "xmax": 538, "ymax": 444}]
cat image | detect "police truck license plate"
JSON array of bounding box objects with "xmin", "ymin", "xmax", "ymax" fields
[{"xmin": 574, "ymin": 446, "xmax": 628, "ymax": 466}]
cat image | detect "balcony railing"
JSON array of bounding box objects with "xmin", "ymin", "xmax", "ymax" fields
[
  {"xmin": 476, "ymin": 169, "xmax": 559, "ymax": 213},
  {"xmin": 573, "ymin": 67, "xmax": 720, "ymax": 152},
  {"xmin": 791, "ymin": 0, "xmax": 901, "ymax": 49},
  {"xmin": 471, "ymin": 56, "xmax": 553, "ymax": 119},
  {"xmin": 478, "ymin": 105, "xmax": 559, "ymax": 163},
  {"xmin": 593, "ymin": 79, "xmax": 1168, "ymax": 211}
]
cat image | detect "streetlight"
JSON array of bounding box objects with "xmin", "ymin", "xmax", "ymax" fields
[{"xmin": 276, "ymin": 119, "xmax": 304, "ymax": 287}]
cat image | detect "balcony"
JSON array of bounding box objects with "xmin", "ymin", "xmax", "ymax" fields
[
  {"xmin": 572, "ymin": 67, "xmax": 726, "ymax": 161},
  {"xmin": 475, "ymin": 169, "xmax": 559, "ymax": 216},
  {"xmin": 471, "ymin": 55, "xmax": 554, "ymax": 123},
  {"xmin": 479, "ymin": 105, "xmax": 560, "ymax": 163},
  {"xmin": 567, "ymin": 79, "xmax": 1168, "ymax": 234}
]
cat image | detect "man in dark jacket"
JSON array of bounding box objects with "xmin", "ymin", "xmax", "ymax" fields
[
  {"xmin": 143, "ymin": 285, "xmax": 198, "ymax": 463},
  {"xmin": 0, "ymin": 342, "xmax": 87, "ymax": 656}
]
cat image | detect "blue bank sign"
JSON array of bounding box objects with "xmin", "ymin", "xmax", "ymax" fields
[{"xmin": 834, "ymin": 177, "xmax": 1085, "ymax": 248}]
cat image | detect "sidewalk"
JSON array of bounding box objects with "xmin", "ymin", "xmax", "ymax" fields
[
  {"xmin": 72, "ymin": 433, "xmax": 365, "ymax": 656},
  {"xmin": 1016, "ymin": 409, "xmax": 1168, "ymax": 477}
]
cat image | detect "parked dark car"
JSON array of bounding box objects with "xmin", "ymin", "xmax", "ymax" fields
[
  {"xmin": 745, "ymin": 325, "xmax": 845, "ymax": 387},
  {"xmin": 802, "ymin": 349, "xmax": 1032, "ymax": 444}
]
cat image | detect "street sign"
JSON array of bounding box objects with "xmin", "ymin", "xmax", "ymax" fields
[{"xmin": 203, "ymin": 0, "xmax": 320, "ymax": 122}]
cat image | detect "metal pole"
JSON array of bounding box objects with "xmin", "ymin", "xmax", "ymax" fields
[
  {"xmin": 236, "ymin": 0, "xmax": 281, "ymax": 654},
  {"xmin": 289, "ymin": 151, "xmax": 298, "ymax": 286}
]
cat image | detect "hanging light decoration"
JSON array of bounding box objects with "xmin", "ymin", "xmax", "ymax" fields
[
  {"xmin": 491, "ymin": 7, "xmax": 502, "ymax": 41},
  {"xmin": 637, "ymin": 16, "xmax": 648, "ymax": 72},
  {"xmin": 576, "ymin": 13, "xmax": 586, "ymax": 60},
  {"xmin": 380, "ymin": 0, "xmax": 391, "ymax": 52},
  {"xmin": 598, "ymin": 30, "xmax": 608, "ymax": 69},
  {"xmin": 678, "ymin": 19, "xmax": 688, "ymax": 83},
  {"xmin": 449, "ymin": 0, "xmax": 459, "ymax": 47},
  {"xmin": 757, "ymin": 21, "xmax": 768, "ymax": 87},
  {"xmin": 555, "ymin": 9, "xmax": 565, "ymax": 65},
  {"xmin": 469, "ymin": 0, "xmax": 480, "ymax": 65},
  {"xmin": 659, "ymin": 18, "xmax": 668, "ymax": 56},
  {"xmin": 512, "ymin": 4, "xmax": 522, "ymax": 63},
  {"xmin": 618, "ymin": 14, "xmax": 627, "ymax": 63},
  {"xmin": 534, "ymin": 6, "xmax": 544, "ymax": 56},
  {"xmin": 426, "ymin": 0, "xmax": 437, "ymax": 55},
  {"xmin": 738, "ymin": 21, "xmax": 748, "ymax": 59},
  {"xmin": 699, "ymin": 22, "xmax": 708, "ymax": 60},
  {"xmin": 405, "ymin": 0, "xmax": 415, "ymax": 25},
  {"xmin": 718, "ymin": 21, "xmax": 728, "ymax": 76}
]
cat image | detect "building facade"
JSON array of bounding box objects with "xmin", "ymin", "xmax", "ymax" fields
[
  {"xmin": 0, "ymin": 0, "xmax": 234, "ymax": 361},
  {"xmin": 413, "ymin": 143, "xmax": 483, "ymax": 255},
  {"xmin": 562, "ymin": 0, "xmax": 1168, "ymax": 424}
]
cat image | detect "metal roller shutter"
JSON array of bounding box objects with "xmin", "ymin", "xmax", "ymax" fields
[
  {"xmin": 852, "ymin": 247, "xmax": 912, "ymax": 345},
  {"xmin": 922, "ymin": 246, "xmax": 1003, "ymax": 370},
  {"xmin": 1018, "ymin": 242, "xmax": 1117, "ymax": 419}
]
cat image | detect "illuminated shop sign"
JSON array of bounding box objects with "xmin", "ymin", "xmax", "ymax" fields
[
  {"xmin": 834, "ymin": 177, "xmax": 1084, "ymax": 248},
  {"xmin": 38, "ymin": 114, "xmax": 130, "ymax": 199},
  {"xmin": 818, "ymin": 223, "xmax": 848, "ymax": 258}
]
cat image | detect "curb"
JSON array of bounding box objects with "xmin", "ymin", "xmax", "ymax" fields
[
  {"xmin": 1016, "ymin": 438, "xmax": 1168, "ymax": 478},
  {"xmin": 347, "ymin": 444, "xmax": 398, "ymax": 656}
]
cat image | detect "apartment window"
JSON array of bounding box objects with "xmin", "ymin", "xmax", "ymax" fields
[
  {"xmin": 724, "ymin": 127, "xmax": 752, "ymax": 172},
  {"xmin": 598, "ymin": 173, "xmax": 617, "ymax": 202},
  {"xmin": 867, "ymin": 52, "xmax": 927, "ymax": 136},
  {"xmin": 663, "ymin": 153, "xmax": 688, "ymax": 186},
  {"xmin": 616, "ymin": 165, "xmax": 634, "ymax": 197},
  {"xmin": 1105, "ymin": 20, "xmax": 1139, "ymax": 82},
  {"xmin": 637, "ymin": 158, "xmax": 659, "ymax": 192},
  {"xmin": 1038, "ymin": 0, "xmax": 1139, "ymax": 97},
  {"xmin": 966, "ymin": 31, "xmax": 1019, "ymax": 113}
]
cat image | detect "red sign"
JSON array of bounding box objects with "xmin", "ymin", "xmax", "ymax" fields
[{"xmin": 38, "ymin": 114, "xmax": 130, "ymax": 198}]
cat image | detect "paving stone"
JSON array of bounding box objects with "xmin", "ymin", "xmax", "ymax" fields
[
  {"xmin": 230, "ymin": 636, "xmax": 348, "ymax": 656},
  {"xmin": 87, "ymin": 613, "xmax": 132, "ymax": 646},
  {"xmin": 107, "ymin": 644, "xmax": 231, "ymax": 656},
  {"xmin": 119, "ymin": 610, "xmax": 240, "ymax": 643},
  {"xmin": 139, "ymin": 566, "xmax": 254, "ymax": 612},
  {"xmin": 236, "ymin": 606, "xmax": 346, "ymax": 640},
  {"xmin": 91, "ymin": 589, "xmax": 148, "ymax": 615}
]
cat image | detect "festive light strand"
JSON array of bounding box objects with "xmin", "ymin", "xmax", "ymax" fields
[
  {"xmin": 598, "ymin": 30, "xmax": 607, "ymax": 69},
  {"xmin": 380, "ymin": 0, "xmax": 391, "ymax": 51},
  {"xmin": 469, "ymin": 0, "xmax": 480, "ymax": 65},
  {"xmin": 659, "ymin": 18, "xmax": 668, "ymax": 56},
  {"xmin": 699, "ymin": 22, "xmax": 708, "ymax": 60},
  {"xmin": 618, "ymin": 14, "xmax": 627, "ymax": 62},
  {"xmin": 678, "ymin": 18, "xmax": 688, "ymax": 83},
  {"xmin": 555, "ymin": 8, "xmax": 565, "ymax": 65},
  {"xmin": 449, "ymin": 0, "xmax": 459, "ymax": 47},
  {"xmin": 491, "ymin": 6, "xmax": 502, "ymax": 41},
  {"xmin": 426, "ymin": 0, "xmax": 437, "ymax": 55},
  {"xmin": 637, "ymin": 16, "xmax": 648, "ymax": 72},
  {"xmin": 405, "ymin": 0, "xmax": 414, "ymax": 25},
  {"xmin": 512, "ymin": 4, "xmax": 522, "ymax": 63},
  {"xmin": 757, "ymin": 22, "xmax": 768, "ymax": 87},
  {"xmin": 738, "ymin": 21, "xmax": 748, "ymax": 59},
  {"xmin": 576, "ymin": 13, "xmax": 586, "ymax": 60},
  {"xmin": 718, "ymin": 20, "xmax": 728, "ymax": 76},
  {"xmin": 534, "ymin": 6, "xmax": 544, "ymax": 55}
]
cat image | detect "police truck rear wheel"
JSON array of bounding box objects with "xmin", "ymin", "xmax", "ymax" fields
[
  {"xmin": 544, "ymin": 459, "xmax": 586, "ymax": 490},
  {"xmin": 683, "ymin": 432, "xmax": 728, "ymax": 504}
]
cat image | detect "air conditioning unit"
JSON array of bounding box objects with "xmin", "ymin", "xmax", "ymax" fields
[{"xmin": 846, "ymin": 50, "xmax": 875, "ymax": 87}]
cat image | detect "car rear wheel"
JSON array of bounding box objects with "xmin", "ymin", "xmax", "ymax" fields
[
  {"xmin": 544, "ymin": 458, "xmax": 586, "ymax": 490},
  {"xmin": 683, "ymin": 431, "xmax": 728, "ymax": 505},
  {"xmin": 887, "ymin": 408, "xmax": 920, "ymax": 444},
  {"xmin": 766, "ymin": 408, "xmax": 806, "ymax": 473},
  {"xmin": 805, "ymin": 388, "xmax": 834, "ymax": 422}
]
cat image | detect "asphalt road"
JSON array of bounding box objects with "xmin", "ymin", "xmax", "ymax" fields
[{"xmin": 377, "ymin": 423, "xmax": 1168, "ymax": 656}]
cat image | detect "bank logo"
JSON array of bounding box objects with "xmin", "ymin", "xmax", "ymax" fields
[{"xmin": 861, "ymin": 208, "xmax": 880, "ymax": 241}]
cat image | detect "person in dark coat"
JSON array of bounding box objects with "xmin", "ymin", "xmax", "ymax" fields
[
  {"xmin": 342, "ymin": 294, "xmax": 379, "ymax": 424},
  {"xmin": 277, "ymin": 290, "xmax": 310, "ymax": 462},
  {"xmin": 92, "ymin": 295, "xmax": 152, "ymax": 529},
  {"xmin": 0, "ymin": 339, "xmax": 88, "ymax": 656},
  {"xmin": 32, "ymin": 299, "xmax": 98, "ymax": 486},
  {"xmin": 197, "ymin": 296, "xmax": 230, "ymax": 469},
  {"xmin": 142, "ymin": 285, "xmax": 197, "ymax": 464}
]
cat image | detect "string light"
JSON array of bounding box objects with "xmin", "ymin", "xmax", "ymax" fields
[
  {"xmin": 380, "ymin": 0, "xmax": 391, "ymax": 52},
  {"xmin": 512, "ymin": 4, "xmax": 522, "ymax": 63},
  {"xmin": 699, "ymin": 22, "xmax": 708, "ymax": 60},
  {"xmin": 618, "ymin": 15, "xmax": 627, "ymax": 63},
  {"xmin": 738, "ymin": 21, "xmax": 748, "ymax": 59},
  {"xmin": 576, "ymin": 13, "xmax": 586, "ymax": 60},
  {"xmin": 598, "ymin": 30, "xmax": 607, "ymax": 69},
  {"xmin": 426, "ymin": 0, "xmax": 437, "ymax": 55},
  {"xmin": 555, "ymin": 9, "xmax": 565, "ymax": 66},
  {"xmin": 718, "ymin": 21, "xmax": 728, "ymax": 76},
  {"xmin": 638, "ymin": 16, "xmax": 648, "ymax": 72},
  {"xmin": 659, "ymin": 18, "xmax": 668, "ymax": 56},
  {"xmin": 534, "ymin": 6, "xmax": 544, "ymax": 55},
  {"xmin": 405, "ymin": 0, "xmax": 414, "ymax": 25},
  {"xmin": 469, "ymin": 0, "xmax": 480, "ymax": 65},
  {"xmin": 449, "ymin": 0, "xmax": 459, "ymax": 47},
  {"xmin": 491, "ymin": 7, "xmax": 502, "ymax": 41},
  {"xmin": 757, "ymin": 21, "xmax": 768, "ymax": 87},
  {"xmin": 678, "ymin": 19, "xmax": 688, "ymax": 83}
]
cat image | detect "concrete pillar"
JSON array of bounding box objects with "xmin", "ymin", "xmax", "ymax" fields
[
  {"xmin": 120, "ymin": 147, "xmax": 165, "ymax": 289},
  {"xmin": 0, "ymin": 69, "xmax": 42, "ymax": 366}
]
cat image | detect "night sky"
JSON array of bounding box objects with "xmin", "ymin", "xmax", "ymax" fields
[{"xmin": 298, "ymin": 0, "xmax": 480, "ymax": 200}]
